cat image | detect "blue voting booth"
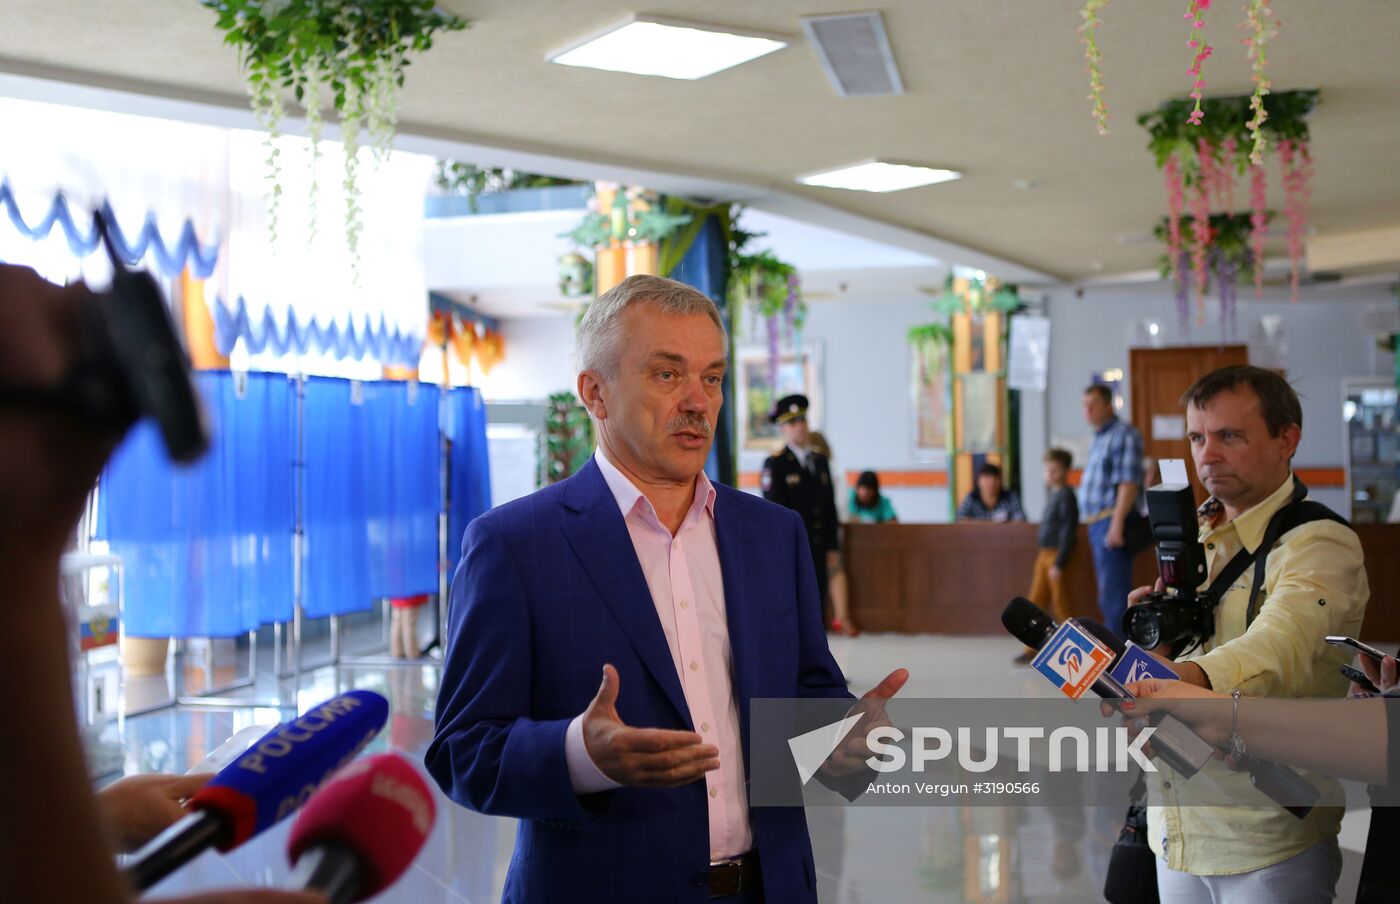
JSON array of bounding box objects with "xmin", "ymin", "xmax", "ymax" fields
[{"xmin": 100, "ymin": 373, "xmax": 490, "ymax": 639}]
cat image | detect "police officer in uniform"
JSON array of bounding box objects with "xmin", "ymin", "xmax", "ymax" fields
[{"xmin": 761, "ymin": 394, "xmax": 839, "ymax": 622}]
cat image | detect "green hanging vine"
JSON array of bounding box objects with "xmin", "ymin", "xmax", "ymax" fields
[{"xmin": 204, "ymin": 0, "xmax": 469, "ymax": 268}]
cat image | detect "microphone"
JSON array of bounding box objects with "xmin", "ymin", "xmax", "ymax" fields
[
  {"xmin": 286, "ymin": 753, "xmax": 436, "ymax": 903},
  {"xmin": 1002, "ymin": 598, "xmax": 1214, "ymax": 777},
  {"xmin": 124, "ymin": 689, "xmax": 389, "ymax": 891},
  {"xmin": 1002, "ymin": 598, "xmax": 1317, "ymax": 816}
]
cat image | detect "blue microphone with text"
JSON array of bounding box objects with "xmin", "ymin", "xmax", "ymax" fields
[{"xmin": 124, "ymin": 689, "xmax": 389, "ymax": 891}]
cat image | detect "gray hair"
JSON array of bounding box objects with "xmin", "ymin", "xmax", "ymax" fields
[{"xmin": 576, "ymin": 274, "xmax": 726, "ymax": 379}]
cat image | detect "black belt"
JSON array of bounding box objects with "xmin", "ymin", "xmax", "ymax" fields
[{"xmin": 708, "ymin": 851, "xmax": 760, "ymax": 898}]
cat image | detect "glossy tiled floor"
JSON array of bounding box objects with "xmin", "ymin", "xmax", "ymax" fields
[{"xmin": 114, "ymin": 632, "xmax": 1369, "ymax": 902}]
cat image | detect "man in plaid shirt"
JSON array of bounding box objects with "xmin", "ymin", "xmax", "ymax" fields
[{"xmin": 1078, "ymin": 383, "xmax": 1144, "ymax": 635}]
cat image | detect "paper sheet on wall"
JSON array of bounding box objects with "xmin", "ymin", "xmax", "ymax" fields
[
  {"xmin": 1007, "ymin": 315, "xmax": 1050, "ymax": 392},
  {"xmin": 1152, "ymin": 414, "xmax": 1186, "ymax": 441}
]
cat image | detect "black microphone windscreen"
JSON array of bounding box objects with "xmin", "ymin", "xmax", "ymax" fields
[
  {"xmin": 1075, "ymin": 618, "xmax": 1126, "ymax": 660},
  {"xmin": 1001, "ymin": 597, "xmax": 1057, "ymax": 649}
]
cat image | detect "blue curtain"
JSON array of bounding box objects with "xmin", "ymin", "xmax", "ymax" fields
[
  {"xmin": 668, "ymin": 215, "xmax": 732, "ymax": 485},
  {"xmin": 102, "ymin": 372, "xmax": 295, "ymax": 637},
  {"xmin": 301, "ymin": 378, "xmax": 370, "ymax": 618},
  {"xmin": 302, "ymin": 379, "xmax": 444, "ymax": 618},
  {"xmin": 363, "ymin": 382, "xmax": 441, "ymax": 599},
  {"xmin": 446, "ymin": 386, "xmax": 492, "ymax": 574}
]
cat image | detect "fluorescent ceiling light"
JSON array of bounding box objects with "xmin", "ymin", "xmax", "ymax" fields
[
  {"xmin": 547, "ymin": 15, "xmax": 787, "ymax": 80},
  {"xmin": 798, "ymin": 161, "xmax": 963, "ymax": 193}
]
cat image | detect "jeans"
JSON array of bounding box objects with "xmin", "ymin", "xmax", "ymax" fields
[
  {"xmin": 1088, "ymin": 519, "xmax": 1133, "ymax": 636},
  {"xmin": 1156, "ymin": 836, "xmax": 1342, "ymax": 903}
]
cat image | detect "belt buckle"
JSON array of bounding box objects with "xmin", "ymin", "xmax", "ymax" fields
[{"xmin": 708, "ymin": 858, "xmax": 743, "ymax": 898}]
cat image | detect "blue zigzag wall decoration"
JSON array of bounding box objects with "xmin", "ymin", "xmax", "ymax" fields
[
  {"xmin": 0, "ymin": 180, "xmax": 220, "ymax": 279},
  {"xmin": 212, "ymin": 295, "xmax": 425, "ymax": 367}
]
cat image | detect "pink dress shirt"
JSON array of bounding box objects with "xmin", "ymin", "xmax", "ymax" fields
[{"xmin": 564, "ymin": 447, "xmax": 752, "ymax": 859}]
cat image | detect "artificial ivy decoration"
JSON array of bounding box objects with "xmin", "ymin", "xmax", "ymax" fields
[
  {"xmin": 544, "ymin": 390, "xmax": 594, "ymax": 485},
  {"xmin": 928, "ymin": 272, "xmax": 1022, "ymax": 317},
  {"xmin": 204, "ymin": 0, "xmax": 468, "ymax": 265},
  {"xmin": 563, "ymin": 186, "xmax": 692, "ymax": 249},
  {"xmin": 435, "ymin": 161, "xmax": 580, "ymax": 213}
]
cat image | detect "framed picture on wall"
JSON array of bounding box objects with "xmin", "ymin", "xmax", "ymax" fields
[
  {"xmin": 736, "ymin": 342, "xmax": 823, "ymax": 453},
  {"xmin": 910, "ymin": 341, "xmax": 949, "ymax": 463}
]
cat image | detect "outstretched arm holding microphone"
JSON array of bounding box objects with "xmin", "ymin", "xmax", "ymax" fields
[
  {"xmin": 0, "ymin": 263, "xmax": 323, "ymax": 903},
  {"xmin": 1121, "ymin": 676, "xmax": 1394, "ymax": 786}
]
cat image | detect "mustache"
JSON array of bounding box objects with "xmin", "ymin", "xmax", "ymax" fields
[{"xmin": 665, "ymin": 415, "xmax": 713, "ymax": 437}]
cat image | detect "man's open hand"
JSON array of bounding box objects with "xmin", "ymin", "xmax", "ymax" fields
[
  {"xmin": 582, "ymin": 664, "xmax": 720, "ymax": 788},
  {"xmin": 821, "ymin": 668, "xmax": 910, "ymax": 776}
]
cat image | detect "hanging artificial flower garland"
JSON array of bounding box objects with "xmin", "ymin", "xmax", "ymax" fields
[
  {"xmin": 729, "ymin": 250, "xmax": 805, "ymax": 391},
  {"xmin": 1140, "ymin": 90, "xmax": 1316, "ymax": 331},
  {"xmin": 1079, "ymin": 0, "xmax": 1112, "ymax": 135},
  {"xmin": 204, "ymin": 0, "xmax": 468, "ymax": 268},
  {"xmin": 1154, "ymin": 213, "xmax": 1262, "ymax": 339},
  {"xmin": 1082, "ymin": 0, "xmax": 1278, "ymax": 141}
]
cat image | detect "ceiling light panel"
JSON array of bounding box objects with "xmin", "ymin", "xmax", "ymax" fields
[
  {"xmin": 547, "ymin": 15, "xmax": 787, "ymax": 80},
  {"xmin": 798, "ymin": 161, "xmax": 962, "ymax": 193}
]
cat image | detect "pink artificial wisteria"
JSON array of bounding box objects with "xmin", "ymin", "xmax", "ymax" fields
[
  {"xmin": 1184, "ymin": 0, "xmax": 1214, "ymax": 125},
  {"xmin": 765, "ymin": 313, "xmax": 780, "ymax": 391},
  {"xmin": 1189, "ymin": 180, "xmax": 1212, "ymax": 322},
  {"xmin": 1278, "ymin": 139, "xmax": 1313, "ymax": 302},
  {"xmin": 1198, "ymin": 135, "xmax": 1240, "ymax": 215},
  {"xmin": 1249, "ymin": 162, "xmax": 1269, "ymax": 297},
  {"xmin": 1217, "ymin": 134, "xmax": 1238, "ymax": 212},
  {"xmin": 1164, "ymin": 155, "xmax": 1186, "ymax": 285}
]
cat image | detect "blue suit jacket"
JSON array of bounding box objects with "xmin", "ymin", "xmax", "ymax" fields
[{"xmin": 425, "ymin": 459, "xmax": 854, "ymax": 903}]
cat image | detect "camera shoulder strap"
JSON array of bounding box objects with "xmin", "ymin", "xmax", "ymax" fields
[
  {"xmin": 1203, "ymin": 478, "xmax": 1350, "ymax": 627},
  {"xmin": 1244, "ymin": 481, "xmax": 1349, "ymax": 626}
]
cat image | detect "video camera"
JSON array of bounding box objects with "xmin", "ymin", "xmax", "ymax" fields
[
  {"xmin": 1121, "ymin": 483, "xmax": 1215, "ymax": 653},
  {"xmin": 0, "ymin": 212, "xmax": 208, "ymax": 462}
]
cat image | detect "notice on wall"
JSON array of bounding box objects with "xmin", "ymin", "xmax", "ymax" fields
[
  {"xmin": 1152, "ymin": 414, "xmax": 1186, "ymax": 441},
  {"xmin": 1008, "ymin": 315, "xmax": 1050, "ymax": 392},
  {"xmin": 488, "ymin": 424, "xmax": 542, "ymax": 507}
]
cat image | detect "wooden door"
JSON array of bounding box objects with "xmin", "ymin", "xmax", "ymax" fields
[{"xmin": 1130, "ymin": 345, "xmax": 1249, "ymax": 502}]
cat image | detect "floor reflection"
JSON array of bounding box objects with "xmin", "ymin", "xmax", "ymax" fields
[{"xmin": 110, "ymin": 633, "xmax": 1364, "ymax": 902}]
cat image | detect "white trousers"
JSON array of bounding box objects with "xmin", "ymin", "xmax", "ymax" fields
[{"xmin": 1156, "ymin": 837, "xmax": 1341, "ymax": 904}]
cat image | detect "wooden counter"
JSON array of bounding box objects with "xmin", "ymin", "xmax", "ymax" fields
[{"xmin": 845, "ymin": 522, "xmax": 1400, "ymax": 641}]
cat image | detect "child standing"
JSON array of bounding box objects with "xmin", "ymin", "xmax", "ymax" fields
[{"xmin": 1017, "ymin": 448, "xmax": 1080, "ymax": 663}]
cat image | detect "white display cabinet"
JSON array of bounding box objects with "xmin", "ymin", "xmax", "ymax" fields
[
  {"xmin": 1343, "ymin": 378, "xmax": 1400, "ymax": 524},
  {"xmin": 60, "ymin": 551, "xmax": 126, "ymax": 780}
]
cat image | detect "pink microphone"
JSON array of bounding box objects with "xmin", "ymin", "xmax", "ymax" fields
[{"xmin": 285, "ymin": 752, "xmax": 437, "ymax": 903}]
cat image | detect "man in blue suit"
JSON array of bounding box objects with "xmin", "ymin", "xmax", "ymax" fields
[{"xmin": 426, "ymin": 274, "xmax": 907, "ymax": 902}]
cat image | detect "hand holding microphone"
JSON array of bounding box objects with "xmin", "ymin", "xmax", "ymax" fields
[
  {"xmin": 285, "ymin": 753, "xmax": 436, "ymax": 903},
  {"xmin": 125, "ymin": 689, "xmax": 389, "ymax": 892},
  {"xmin": 98, "ymin": 771, "xmax": 214, "ymax": 854}
]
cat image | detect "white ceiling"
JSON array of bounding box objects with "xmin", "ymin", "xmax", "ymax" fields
[
  {"xmin": 2, "ymin": 0, "xmax": 1398, "ymax": 284},
  {"xmin": 425, "ymin": 205, "xmax": 945, "ymax": 318}
]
